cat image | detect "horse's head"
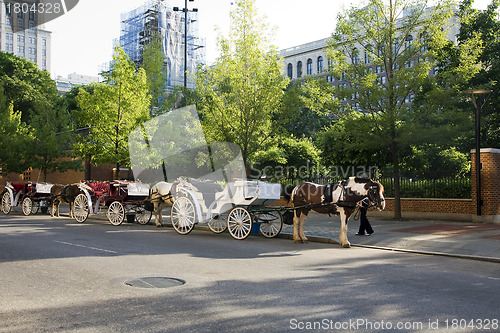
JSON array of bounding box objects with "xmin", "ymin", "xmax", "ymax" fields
[
  {"xmin": 366, "ymin": 180, "xmax": 385, "ymax": 211},
  {"xmin": 346, "ymin": 177, "xmax": 385, "ymax": 210}
]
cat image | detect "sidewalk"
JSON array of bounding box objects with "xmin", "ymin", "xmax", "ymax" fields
[{"xmin": 279, "ymin": 213, "xmax": 500, "ymax": 263}]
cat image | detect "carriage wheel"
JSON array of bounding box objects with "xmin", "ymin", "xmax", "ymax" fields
[
  {"xmin": 171, "ymin": 196, "xmax": 196, "ymax": 235},
  {"xmin": 257, "ymin": 211, "xmax": 283, "ymax": 238},
  {"xmin": 2, "ymin": 192, "xmax": 12, "ymax": 215},
  {"xmin": 22, "ymin": 197, "xmax": 33, "ymax": 216},
  {"xmin": 208, "ymin": 212, "xmax": 228, "ymax": 234},
  {"xmin": 227, "ymin": 207, "xmax": 252, "ymax": 240},
  {"xmin": 32, "ymin": 201, "xmax": 40, "ymax": 214},
  {"xmin": 73, "ymin": 193, "xmax": 89, "ymax": 223},
  {"xmin": 107, "ymin": 201, "xmax": 125, "ymax": 226},
  {"xmin": 135, "ymin": 206, "xmax": 152, "ymax": 225}
]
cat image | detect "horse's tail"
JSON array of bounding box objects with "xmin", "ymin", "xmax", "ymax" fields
[
  {"xmin": 282, "ymin": 184, "xmax": 297, "ymax": 225},
  {"xmin": 283, "ymin": 184, "xmax": 297, "ymax": 203}
]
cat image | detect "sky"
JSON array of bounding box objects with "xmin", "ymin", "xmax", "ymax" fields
[{"xmin": 45, "ymin": 0, "xmax": 492, "ymax": 78}]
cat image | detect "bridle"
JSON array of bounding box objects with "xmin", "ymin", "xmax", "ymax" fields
[{"xmin": 367, "ymin": 184, "xmax": 385, "ymax": 209}]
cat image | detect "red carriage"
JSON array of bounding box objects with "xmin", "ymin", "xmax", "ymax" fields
[{"xmin": 72, "ymin": 181, "xmax": 152, "ymax": 225}]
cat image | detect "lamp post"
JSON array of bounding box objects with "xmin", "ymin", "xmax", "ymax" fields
[
  {"xmin": 173, "ymin": 0, "xmax": 198, "ymax": 88},
  {"xmin": 465, "ymin": 89, "xmax": 492, "ymax": 216}
]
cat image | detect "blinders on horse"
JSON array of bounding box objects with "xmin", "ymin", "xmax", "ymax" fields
[{"xmin": 367, "ymin": 183, "xmax": 384, "ymax": 208}]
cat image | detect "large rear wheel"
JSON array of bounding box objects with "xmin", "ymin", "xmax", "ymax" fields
[
  {"xmin": 171, "ymin": 196, "xmax": 196, "ymax": 235},
  {"xmin": 2, "ymin": 192, "xmax": 12, "ymax": 215},
  {"xmin": 73, "ymin": 193, "xmax": 89, "ymax": 223},
  {"xmin": 257, "ymin": 211, "xmax": 283, "ymax": 238},
  {"xmin": 107, "ymin": 201, "xmax": 125, "ymax": 226},
  {"xmin": 227, "ymin": 207, "xmax": 252, "ymax": 240},
  {"xmin": 135, "ymin": 206, "xmax": 152, "ymax": 225}
]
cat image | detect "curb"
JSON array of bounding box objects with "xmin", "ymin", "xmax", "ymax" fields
[{"xmin": 279, "ymin": 232, "xmax": 500, "ymax": 264}]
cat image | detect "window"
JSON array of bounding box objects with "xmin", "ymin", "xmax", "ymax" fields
[
  {"xmin": 18, "ymin": 19, "xmax": 23, "ymax": 29},
  {"xmin": 6, "ymin": 17, "xmax": 11, "ymax": 25},
  {"xmin": 17, "ymin": 35, "xmax": 24, "ymax": 43},
  {"xmin": 317, "ymin": 56, "xmax": 323, "ymax": 73},
  {"xmin": 287, "ymin": 63, "xmax": 293, "ymax": 79},
  {"xmin": 42, "ymin": 38, "xmax": 46, "ymax": 47},
  {"xmin": 29, "ymin": 11, "xmax": 35, "ymax": 21},
  {"xmin": 364, "ymin": 45, "xmax": 372, "ymax": 64},
  {"xmin": 393, "ymin": 38, "xmax": 399, "ymax": 54},
  {"xmin": 352, "ymin": 48, "xmax": 359, "ymax": 64},
  {"xmin": 405, "ymin": 35, "xmax": 413, "ymax": 50},
  {"xmin": 306, "ymin": 59, "xmax": 313, "ymax": 75},
  {"xmin": 297, "ymin": 61, "xmax": 302, "ymax": 78},
  {"xmin": 29, "ymin": 22, "xmax": 35, "ymax": 30},
  {"xmin": 17, "ymin": 45, "xmax": 24, "ymax": 54}
]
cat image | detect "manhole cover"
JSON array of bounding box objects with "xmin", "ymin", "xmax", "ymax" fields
[{"xmin": 125, "ymin": 277, "xmax": 186, "ymax": 289}]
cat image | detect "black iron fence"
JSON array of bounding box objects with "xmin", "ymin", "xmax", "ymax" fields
[{"xmin": 274, "ymin": 176, "xmax": 471, "ymax": 199}]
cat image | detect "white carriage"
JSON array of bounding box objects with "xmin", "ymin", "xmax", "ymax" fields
[
  {"xmin": 170, "ymin": 178, "xmax": 283, "ymax": 240},
  {"xmin": 128, "ymin": 105, "xmax": 284, "ymax": 240}
]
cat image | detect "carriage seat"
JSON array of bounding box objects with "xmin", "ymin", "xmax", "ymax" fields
[
  {"xmin": 10, "ymin": 183, "xmax": 27, "ymax": 193},
  {"xmin": 190, "ymin": 181, "xmax": 223, "ymax": 207},
  {"xmin": 86, "ymin": 182, "xmax": 110, "ymax": 196}
]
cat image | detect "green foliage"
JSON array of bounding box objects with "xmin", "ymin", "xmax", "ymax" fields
[
  {"xmin": 0, "ymin": 51, "xmax": 58, "ymax": 123},
  {"xmin": 75, "ymin": 46, "xmax": 150, "ymax": 170},
  {"xmin": 0, "ymin": 84, "xmax": 31, "ymax": 175},
  {"xmin": 253, "ymin": 136, "xmax": 321, "ymax": 179},
  {"xmin": 195, "ymin": 0, "xmax": 289, "ymax": 168},
  {"xmin": 28, "ymin": 101, "xmax": 80, "ymax": 181},
  {"xmin": 142, "ymin": 35, "xmax": 167, "ymax": 115}
]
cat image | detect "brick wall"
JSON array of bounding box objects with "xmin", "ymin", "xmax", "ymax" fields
[{"xmin": 383, "ymin": 198, "xmax": 475, "ymax": 215}]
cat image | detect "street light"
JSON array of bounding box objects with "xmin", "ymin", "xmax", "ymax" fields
[
  {"xmin": 465, "ymin": 89, "xmax": 492, "ymax": 216},
  {"xmin": 173, "ymin": 0, "xmax": 198, "ymax": 88}
]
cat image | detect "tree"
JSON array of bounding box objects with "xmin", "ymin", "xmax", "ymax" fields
[
  {"xmin": 0, "ymin": 84, "xmax": 31, "ymax": 175},
  {"xmin": 142, "ymin": 35, "xmax": 167, "ymax": 115},
  {"xmin": 438, "ymin": 0, "xmax": 500, "ymax": 148},
  {"xmin": 325, "ymin": 0, "xmax": 469, "ymax": 218},
  {"xmin": 0, "ymin": 51, "xmax": 58, "ymax": 124},
  {"xmin": 28, "ymin": 101, "xmax": 80, "ymax": 182},
  {"xmin": 195, "ymin": 0, "xmax": 289, "ymax": 172},
  {"xmin": 75, "ymin": 46, "xmax": 150, "ymax": 178}
]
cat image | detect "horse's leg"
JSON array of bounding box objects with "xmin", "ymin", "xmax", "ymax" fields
[
  {"xmin": 298, "ymin": 211, "xmax": 309, "ymax": 243},
  {"xmin": 68, "ymin": 200, "xmax": 73, "ymax": 218},
  {"xmin": 56, "ymin": 201, "xmax": 61, "ymax": 217},
  {"xmin": 154, "ymin": 201, "xmax": 163, "ymax": 227},
  {"xmin": 338, "ymin": 208, "xmax": 350, "ymax": 248},
  {"xmin": 292, "ymin": 210, "xmax": 301, "ymax": 243}
]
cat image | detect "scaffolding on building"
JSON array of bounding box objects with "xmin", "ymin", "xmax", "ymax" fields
[{"xmin": 120, "ymin": 0, "xmax": 206, "ymax": 92}]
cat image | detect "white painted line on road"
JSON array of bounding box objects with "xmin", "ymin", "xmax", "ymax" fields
[{"xmin": 53, "ymin": 240, "xmax": 118, "ymax": 254}]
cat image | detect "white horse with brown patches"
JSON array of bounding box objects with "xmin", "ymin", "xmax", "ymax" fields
[{"xmin": 283, "ymin": 177, "xmax": 385, "ymax": 248}]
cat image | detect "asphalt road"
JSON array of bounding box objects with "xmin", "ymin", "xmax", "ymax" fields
[{"xmin": 1, "ymin": 213, "xmax": 499, "ymax": 332}]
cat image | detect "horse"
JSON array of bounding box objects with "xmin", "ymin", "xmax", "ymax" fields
[
  {"xmin": 283, "ymin": 177, "xmax": 385, "ymax": 248},
  {"xmin": 50, "ymin": 184, "xmax": 84, "ymax": 218},
  {"xmin": 147, "ymin": 181, "xmax": 174, "ymax": 227}
]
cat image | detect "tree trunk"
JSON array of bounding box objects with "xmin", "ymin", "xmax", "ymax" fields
[
  {"xmin": 85, "ymin": 157, "xmax": 91, "ymax": 181},
  {"xmin": 391, "ymin": 142, "xmax": 402, "ymax": 219}
]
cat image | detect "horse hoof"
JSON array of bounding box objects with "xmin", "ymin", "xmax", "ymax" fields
[
  {"xmin": 342, "ymin": 243, "xmax": 351, "ymax": 248},
  {"xmin": 301, "ymin": 239, "xmax": 308, "ymax": 244},
  {"xmin": 156, "ymin": 224, "xmax": 163, "ymax": 228},
  {"xmin": 293, "ymin": 239, "xmax": 302, "ymax": 244}
]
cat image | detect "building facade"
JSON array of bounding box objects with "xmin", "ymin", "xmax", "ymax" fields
[
  {"xmin": 55, "ymin": 72, "xmax": 99, "ymax": 94},
  {"xmin": 280, "ymin": 6, "xmax": 460, "ymax": 97},
  {"xmin": 0, "ymin": 0, "xmax": 51, "ymax": 71},
  {"xmin": 120, "ymin": 0, "xmax": 206, "ymax": 92}
]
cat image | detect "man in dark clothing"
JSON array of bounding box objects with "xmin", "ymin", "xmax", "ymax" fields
[{"xmin": 356, "ymin": 197, "xmax": 374, "ymax": 236}]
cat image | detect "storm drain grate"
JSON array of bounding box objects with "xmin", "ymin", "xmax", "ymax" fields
[{"xmin": 125, "ymin": 277, "xmax": 186, "ymax": 289}]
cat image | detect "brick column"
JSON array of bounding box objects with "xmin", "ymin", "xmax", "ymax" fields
[{"xmin": 471, "ymin": 148, "xmax": 500, "ymax": 221}]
